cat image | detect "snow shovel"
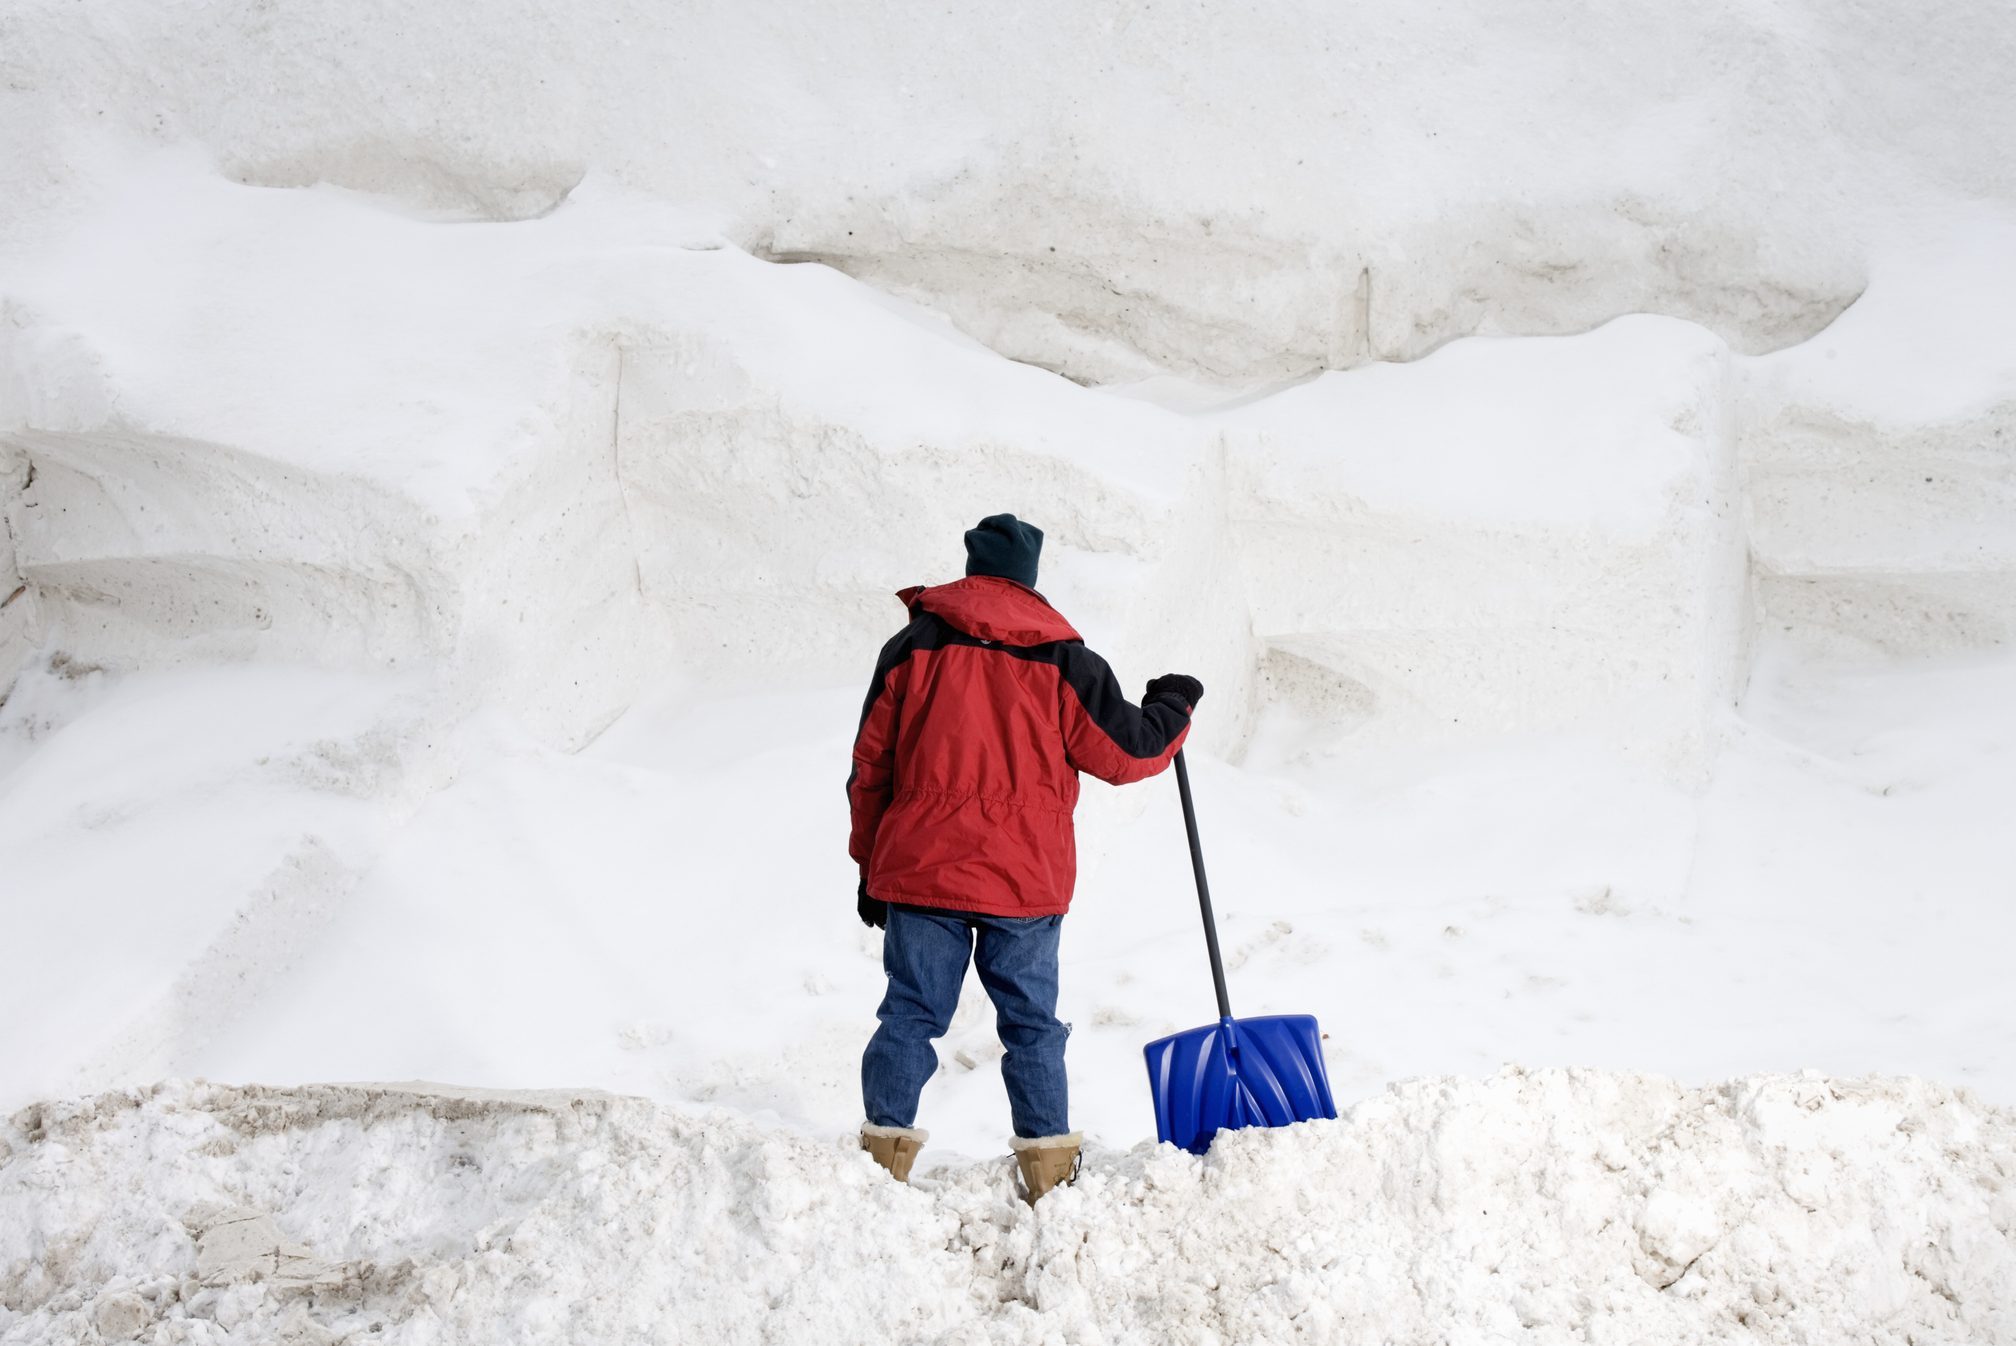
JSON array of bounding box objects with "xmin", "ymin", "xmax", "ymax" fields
[{"xmin": 1143, "ymin": 751, "xmax": 1337, "ymax": 1155}]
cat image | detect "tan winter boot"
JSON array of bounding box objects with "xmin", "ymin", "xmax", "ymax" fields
[
  {"xmin": 1010, "ymin": 1132, "xmax": 1083, "ymax": 1205},
  {"xmin": 860, "ymin": 1124, "xmax": 927, "ymax": 1182}
]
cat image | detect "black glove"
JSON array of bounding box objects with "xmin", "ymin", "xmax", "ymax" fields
[
  {"xmin": 1145, "ymin": 673, "xmax": 1203, "ymax": 710},
  {"xmin": 857, "ymin": 876, "xmax": 888, "ymax": 929}
]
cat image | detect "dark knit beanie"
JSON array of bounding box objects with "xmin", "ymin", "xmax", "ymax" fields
[{"xmin": 963, "ymin": 513, "xmax": 1043, "ymax": 588}]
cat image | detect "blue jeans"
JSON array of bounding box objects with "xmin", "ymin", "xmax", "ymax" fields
[{"xmin": 862, "ymin": 905, "xmax": 1070, "ymax": 1139}]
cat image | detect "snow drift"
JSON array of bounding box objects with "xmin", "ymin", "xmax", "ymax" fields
[
  {"xmin": 4, "ymin": 1073, "xmax": 2012, "ymax": 1344},
  {"xmin": 3, "ymin": 102, "xmax": 2015, "ymax": 1160},
  {"xmin": 11, "ymin": 0, "xmax": 2015, "ymax": 383},
  {"xmin": 10, "ymin": 156, "xmax": 2014, "ymax": 766},
  {"xmin": 5, "ymin": 1, "xmax": 2016, "ymax": 1338}
]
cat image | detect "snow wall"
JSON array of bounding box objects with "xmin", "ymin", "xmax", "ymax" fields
[
  {"xmin": 9, "ymin": 0, "xmax": 2016, "ymax": 382},
  {"xmin": 4, "ymin": 5, "xmax": 2016, "ymax": 1341},
  {"xmin": 4, "ymin": 0, "xmax": 2016, "ymax": 770}
]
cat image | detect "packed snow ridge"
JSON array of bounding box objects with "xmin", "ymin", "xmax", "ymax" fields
[
  {"xmin": 4, "ymin": 1072, "xmax": 2011, "ymax": 1345},
  {"xmin": 5, "ymin": 2, "xmax": 2016, "ymax": 1340},
  {"xmin": 10, "ymin": 0, "xmax": 2014, "ymax": 382}
]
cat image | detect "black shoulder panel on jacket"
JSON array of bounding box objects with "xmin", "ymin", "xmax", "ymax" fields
[
  {"xmin": 856, "ymin": 618, "xmax": 1182, "ymax": 761},
  {"xmin": 855, "ymin": 614, "xmax": 934, "ymax": 731},
  {"xmin": 1053, "ymin": 641, "xmax": 1189, "ymax": 759}
]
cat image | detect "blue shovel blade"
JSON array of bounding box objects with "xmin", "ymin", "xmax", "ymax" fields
[{"xmin": 1143, "ymin": 1014, "xmax": 1338, "ymax": 1155}]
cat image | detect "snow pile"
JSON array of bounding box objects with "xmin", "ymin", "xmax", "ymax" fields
[
  {"xmin": 5, "ymin": 155, "xmax": 2012, "ymax": 1129},
  {"xmin": 0, "ymin": 155, "xmax": 1229, "ymax": 749},
  {"xmin": 20, "ymin": 150, "xmax": 2011, "ymax": 772},
  {"xmin": 5, "ymin": 6, "xmax": 2014, "ymax": 761},
  {"xmin": 1223, "ymin": 315, "xmax": 1744, "ymax": 764},
  {"xmin": 9, "ymin": 0, "xmax": 2014, "ymax": 383},
  {"xmin": 2, "ymin": 3, "xmax": 2015, "ymax": 1335},
  {"xmin": 0, "ymin": 662, "xmax": 435, "ymax": 1099},
  {"xmin": 4, "ymin": 1073, "xmax": 2012, "ymax": 1344},
  {"xmin": 6, "ymin": 640, "xmax": 2012, "ymax": 1151},
  {"xmin": 1741, "ymin": 209, "xmax": 2016, "ymax": 659},
  {"xmin": 1, "ymin": 150, "xmax": 1776, "ymax": 770}
]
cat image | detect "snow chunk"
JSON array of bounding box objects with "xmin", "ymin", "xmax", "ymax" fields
[{"xmin": 3, "ymin": 1073, "xmax": 2011, "ymax": 1344}]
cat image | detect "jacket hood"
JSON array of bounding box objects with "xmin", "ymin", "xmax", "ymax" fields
[{"xmin": 899, "ymin": 576, "xmax": 1081, "ymax": 647}]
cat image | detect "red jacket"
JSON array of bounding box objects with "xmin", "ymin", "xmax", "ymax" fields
[{"xmin": 847, "ymin": 576, "xmax": 1192, "ymax": 917}]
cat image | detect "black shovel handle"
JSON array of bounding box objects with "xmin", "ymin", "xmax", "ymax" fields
[{"xmin": 1173, "ymin": 750, "xmax": 1233, "ymax": 1020}]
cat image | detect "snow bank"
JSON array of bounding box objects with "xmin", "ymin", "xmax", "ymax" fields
[
  {"xmin": 1222, "ymin": 316, "xmax": 1745, "ymax": 768},
  {"xmin": 14, "ymin": 0, "xmax": 2015, "ymax": 384},
  {"xmin": 5, "ymin": 153, "xmax": 2015, "ymax": 1123},
  {"xmin": 4, "ymin": 1073, "xmax": 2011, "ymax": 1344},
  {"xmin": 4, "ymin": 4, "xmax": 2016, "ymax": 1274},
  {"xmin": 19, "ymin": 147, "xmax": 1942, "ymax": 775},
  {"xmin": 0, "ymin": 158, "xmax": 678, "ymax": 748},
  {"xmin": 0, "ymin": 156, "xmax": 1237, "ymax": 747},
  {"xmin": 1, "ymin": 152, "xmax": 1763, "ymax": 767},
  {"xmin": 0, "ymin": 661, "xmax": 434, "ymax": 1105},
  {"xmin": 1740, "ymin": 212, "xmax": 2016, "ymax": 658},
  {"xmin": 7, "ymin": 642, "xmax": 2011, "ymax": 1145},
  {"xmin": 4, "ymin": 2, "xmax": 2014, "ymax": 738}
]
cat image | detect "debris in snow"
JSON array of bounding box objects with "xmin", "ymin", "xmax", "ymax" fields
[{"xmin": 192, "ymin": 1207, "xmax": 346, "ymax": 1291}]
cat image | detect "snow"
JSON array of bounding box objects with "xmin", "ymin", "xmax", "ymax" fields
[
  {"xmin": 5, "ymin": 0, "xmax": 2016, "ymax": 1339},
  {"xmin": 1224, "ymin": 316, "xmax": 1723, "ymax": 534},
  {"xmin": 1748, "ymin": 208, "xmax": 2016, "ymax": 428},
  {"xmin": 11, "ymin": 1, "xmax": 2016, "ymax": 384},
  {"xmin": 1222, "ymin": 314, "xmax": 1747, "ymax": 767},
  {"xmin": 6, "ymin": 637, "xmax": 2013, "ymax": 1168},
  {"xmin": 4, "ymin": 1075, "xmax": 2012, "ymax": 1344}
]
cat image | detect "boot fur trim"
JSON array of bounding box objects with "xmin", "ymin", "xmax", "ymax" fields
[
  {"xmin": 1009, "ymin": 1131, "xmax": 1082, "ymax": 1152},
  {"xmin": 862, "ymin": 1123, "xmax": 929, "ymax": 1143}
]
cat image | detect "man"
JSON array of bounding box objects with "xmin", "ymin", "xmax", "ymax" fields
[{"xmin": 847, "ymin": 513, "xmax": 1202, "ymax": 1203}]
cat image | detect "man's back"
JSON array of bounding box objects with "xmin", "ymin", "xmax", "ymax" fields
[{"xmin": 848, "ymin": 575, "xmax": 1193, "ymax": 916}]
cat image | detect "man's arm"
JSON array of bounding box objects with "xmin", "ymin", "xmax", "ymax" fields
[
  {"xmin": 847, "ymin": 628, "xmax": 912, "ymax": 872},
  {"xmin": 1056, "ymin": 643, "xmax": 1198, "ymax": 785}
]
